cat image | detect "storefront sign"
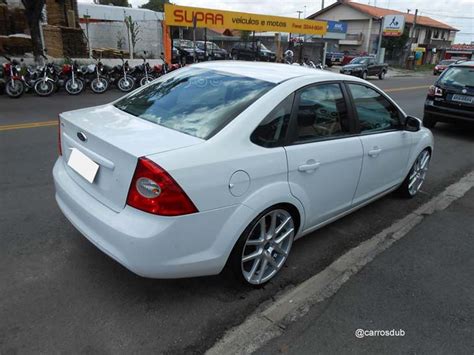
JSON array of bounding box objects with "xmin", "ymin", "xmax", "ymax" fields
[
  {"xmin": 382, "ymin": 15, "xmax": 405, "ymax": 37},
  {"xmin": 327, "ymin": 20, "xmax": 347, "ymax": 34},
  {"xmin": 164, "ymin": 4, "xmax": 327, "ymax": 36}
]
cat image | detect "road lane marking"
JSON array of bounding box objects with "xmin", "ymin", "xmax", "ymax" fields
[
  {"xmin": 0, "ymin": 84, "xmax": 430, "ymax": 132},
  {"xmin": 0, "ymin": 120, "xmax": 57, "ymax": 131},
  {"xmin": 385, "ymin": 85, "xmax": 430, "ymax": 93}
]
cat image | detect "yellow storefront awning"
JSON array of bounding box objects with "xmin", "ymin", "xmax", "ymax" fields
[{"xmin": 164, "ymin": 4, "xmax": 327, "ymax": 36}]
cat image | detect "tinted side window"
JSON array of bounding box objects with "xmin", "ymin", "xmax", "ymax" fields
[
  {"xmin": 251, "ymin": 94, "xmax": 294, "ymax": 148},
  {"xmin": 295, "ymin": 83, "xmax": 351, "ymax": 142},
  {"xmin": 348, "ymin": 84, "xmax": 401, "ymax": 133}
]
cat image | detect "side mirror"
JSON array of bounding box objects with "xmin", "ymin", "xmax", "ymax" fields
[{"xmin": 405, "ymin": 116, "xmax": 421, "ymax": 132}]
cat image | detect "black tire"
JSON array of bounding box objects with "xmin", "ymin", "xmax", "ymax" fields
[
  {"xmin": 228, "ymin": 206, "xmax": 296, "ymax": 287},
  {"xmin": 362, "ymin": 71, "xmax": 368, "ymax": 80},
  {"xmin": 398, "ymin": 149, "xmax": 431, "ymax": 198},
  {"xmin": 34, "ymin": 80, "xmax": 55, "ymax": 97},
  {"xmin": 378, "ymin": 70, "xmax": 386, "ymax": 80},
  {"xmin": 65, "ymin": 78, "xmax": 84, "ymax": 95},
  {"xmin": 423, "ymin": 114, "xmax": 437, "ymax": 128},
  {"xmin": 5, "ymin": 79, "xmax": 24, "ymax": 98}
]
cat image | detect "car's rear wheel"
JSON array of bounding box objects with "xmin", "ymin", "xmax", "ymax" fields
[
  {"xmin": 399, "ymin": 149, "xmax": 431, "ymax": 198},
  {"xmin": 229, "ymin": 207, "xmax": 295, "ymax": 286},
  {"xmin": 423, "ymin": 114, "xmax": 437, "ymax": 128},
  {"xmin": 378, "ymin": 70, "xmax": 386, "ymax": 80}
]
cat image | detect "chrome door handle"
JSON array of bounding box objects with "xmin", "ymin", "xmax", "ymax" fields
[
  {"xmin": 368, "ymin": 148, "xmax": 382, "ymax": 157},
  {"xmin": 298, "ymin": 162, "xmax": 321, "ymax": 172}
]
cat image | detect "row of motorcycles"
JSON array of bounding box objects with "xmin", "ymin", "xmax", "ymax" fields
[{"xmin": 1, "ymin": 52, "xmax": 181, "ymax": 99}]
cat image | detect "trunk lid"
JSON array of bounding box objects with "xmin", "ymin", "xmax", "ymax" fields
[{"xmin": 60, "ymin": 104, "xmax": 203, "ymax": 212}]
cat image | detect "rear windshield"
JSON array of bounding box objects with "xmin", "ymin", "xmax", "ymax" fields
[
  {"xmin": 439, "ymin": 60, "xmax": 455, "ymax": 65},
  {"xmin": 439, "ymin": 66, "xmax": 474, "ymax": 88},
  {"xmin": 114, "ymin": 68, "xmax": 275, "ymax": 139}
]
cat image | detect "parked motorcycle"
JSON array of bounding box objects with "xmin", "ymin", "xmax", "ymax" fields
[
  {"xmin": 89, "ymin": 57, "xmax": 109, "ymax": 94},
  {"xmin": 2, "ymin": 56, "xmax": 24, "ymax": 98},
  {"xmin": 136, "ymin": 51, "xmax": 155, "ymax": 86},
  {"xmin": 63, "ymin": 60, "xmax": 84, "ymax": 95},
  {"xmin": 34, "ymin": 55, "xmax": 58, "ymax": 96},
  {"xmin": 113, "ymin": 56, "xmax": 135, "ymax": 92}
]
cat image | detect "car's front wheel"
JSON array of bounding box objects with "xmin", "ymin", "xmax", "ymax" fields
[
  {"xmin": 399, "ymin": 149, "xmax": 431, "ymax": 198},
  {"xmin": 362, "ymin": 70, "xmax": 368, "ymax": 80},
  {"xmin": 229, "ymin": 207, "xmax": 295, "ymax": 286}
]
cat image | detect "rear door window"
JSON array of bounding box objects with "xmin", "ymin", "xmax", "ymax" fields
[{"xmin": 114, "ymin": 68, "xmax": 275, "ymax": 139}]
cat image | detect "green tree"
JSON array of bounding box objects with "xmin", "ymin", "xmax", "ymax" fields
[
  {"xmin": 93, "ymin": 0, "xmax": 130, "ymax": 7},
  {"xmin": 140, "ymin": 0, "xmax": 170, "ymax": 12},
  {"xmin": 382, "ymin": 26, "xmax": 409, "ymax": 59}
]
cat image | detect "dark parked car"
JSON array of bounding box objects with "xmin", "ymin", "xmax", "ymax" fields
[
  {"xmin": 423, "ymin": 61, "xmax": 474, "ymax": 128},
  {"xmin": 433, "ymin": 59, "xmax": 457, "ymax": 75},
  {"xmin": 195, "ymin": 41, "xmax": 228, "ymax": 60},
  {"xmin": 173, "ymin": 39, "xmax": 205, "ymax": 63},
  {"xmin": 325, "ymin": 52, "xmax": 344, "ymax": 67},
  {"xmin": 231, "ymin": 42, "xmax": 276, "ymax": 62},
  {"xmin": 340, "ymin": 56, "xmax": 388, "ymax": 80}
]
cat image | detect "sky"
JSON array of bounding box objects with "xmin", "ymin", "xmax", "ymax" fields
[{"xmin": 78, "ymin": 0, "xmax": 474, "ymax": 44}]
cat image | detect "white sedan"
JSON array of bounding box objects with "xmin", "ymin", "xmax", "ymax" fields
[{"xmin": 53, "ymin": 61, "xmax": 433, "ymax": 286}]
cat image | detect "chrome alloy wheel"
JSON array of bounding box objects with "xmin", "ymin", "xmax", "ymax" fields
[
  {"xmin": 241, "ymin": 209, "xmax": 294, "ymax": 285},
  {"xmin": 408, "ymin": 150, "xmax": 430, "ymax": 196}
]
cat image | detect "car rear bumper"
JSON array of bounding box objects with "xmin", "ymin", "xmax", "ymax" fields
[
  {"xmin": 53, "ymin": 158, "xmax": 254, "ymax": 278},
  {"xmin": 424, "ymin": 102, "xmax": 474, "ymax": 123}
]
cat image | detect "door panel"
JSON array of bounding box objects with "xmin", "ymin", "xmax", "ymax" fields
[
  {"xmin": 347, "ymin": 83, "xmax": 412, "ymax": 204},
  {"xmin": 286, "ymin": 138, "xmax": 363, "ymax": 229},
  {"xmin": 285, "ymin": 82, "xmax": 362, "ymax": 230},
  {"xmin": 354, "ymin": 131, "xmax": 411, "ymax": 204}
]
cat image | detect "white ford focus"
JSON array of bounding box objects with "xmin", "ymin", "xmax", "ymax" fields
[{"xmin": 53, "ymin": 61, "xmax": 433, "ymax": 286}]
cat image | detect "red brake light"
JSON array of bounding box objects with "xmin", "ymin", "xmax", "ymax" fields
[
  {"xmin": 58, "ymin": 116, "xmax": 62, "ymax": 156},
  {"xmin": 126, "ymin": 157, "xmax": 198, "ymax": 216}
]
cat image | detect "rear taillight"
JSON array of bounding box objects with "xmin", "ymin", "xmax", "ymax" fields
[
  {"xmin": 428, "ymin": 85, "xmax": 443, "ymax": 97},
  {"xmin": 58, "ymin": 116, "xmax": 62, "ymax": 156},
  {"xmin": 126, "ymin": 157, "xmax": 198, "ymax": 216}
]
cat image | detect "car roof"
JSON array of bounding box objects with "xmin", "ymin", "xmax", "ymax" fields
[
  {"xmin": 191, "ymin": 61, "xmax": 352, "ymax": 83},
  {"xmin": 452, "ymin": 60, "xmax": 474, "ymax": 67}
]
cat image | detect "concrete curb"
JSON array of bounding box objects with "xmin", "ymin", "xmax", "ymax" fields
[{"xmin": 206, "ymin": 170, "xmax": 474, "ymax": 355}]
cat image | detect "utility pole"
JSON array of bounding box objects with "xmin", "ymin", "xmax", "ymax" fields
[
  {"xmin": 296, "ymin": 10, "xmax": 303, "ymax": 19},
  {"xmin": 376, "ymin": 16, "xmax": 383, "ymax": 63},
  {"xmin": 412, "ymin": 9, "xmax": 418, "ymax": 68},
  {"xmin": 321, "ymin": 0, "xmax": 325, "ymax": 10}
]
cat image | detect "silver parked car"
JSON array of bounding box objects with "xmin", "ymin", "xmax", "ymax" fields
[{"xmin": 53, "ymin": 62, "xmax": 433, "ymax": 286}]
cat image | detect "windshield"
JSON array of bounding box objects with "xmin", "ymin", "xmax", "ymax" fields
[
  {"xmin": 260, "ymin": 44, "xmax": 270, "ymax": 51},
  {"xmin": 114, "ymin": 68, "xmax": 275, "ymax": 139},
  {"xmin": 439, "ymin": 66, "xmax": 474, "ymax": 88},
  {"xmin": 174, "ymin": 40, "xmax": 193, "ymax": 49},
  {"xmin": 350, "ymin": 57, "xmax": 368, "ymax": 64}
]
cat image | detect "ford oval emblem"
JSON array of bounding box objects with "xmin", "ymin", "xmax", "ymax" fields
[{"xmin": 77, "ymin": 132, "xmax": 87, "ymax": 142}]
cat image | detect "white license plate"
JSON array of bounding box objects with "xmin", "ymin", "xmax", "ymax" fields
[
  {"xmin": 451, "ymin": 94, "xmax": 473, "ymax": 104},
  {"xmin": 67, "ymin": 148, "xmax": 99, "ymax": 183}
]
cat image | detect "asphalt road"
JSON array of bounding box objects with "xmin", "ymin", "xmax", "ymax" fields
[{"xmin": 1, "ymin": 74, "xmax": 474, "ymax": 354}]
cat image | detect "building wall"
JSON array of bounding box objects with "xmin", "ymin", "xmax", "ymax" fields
[{"xmin": 78, "ymin": 4, "xmax": 163, "ymax": 58}]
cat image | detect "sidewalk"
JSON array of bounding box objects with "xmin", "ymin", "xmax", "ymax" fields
[{"xmin": 256, "ymin": 188, "xmax": 474, "ymax": 355}]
